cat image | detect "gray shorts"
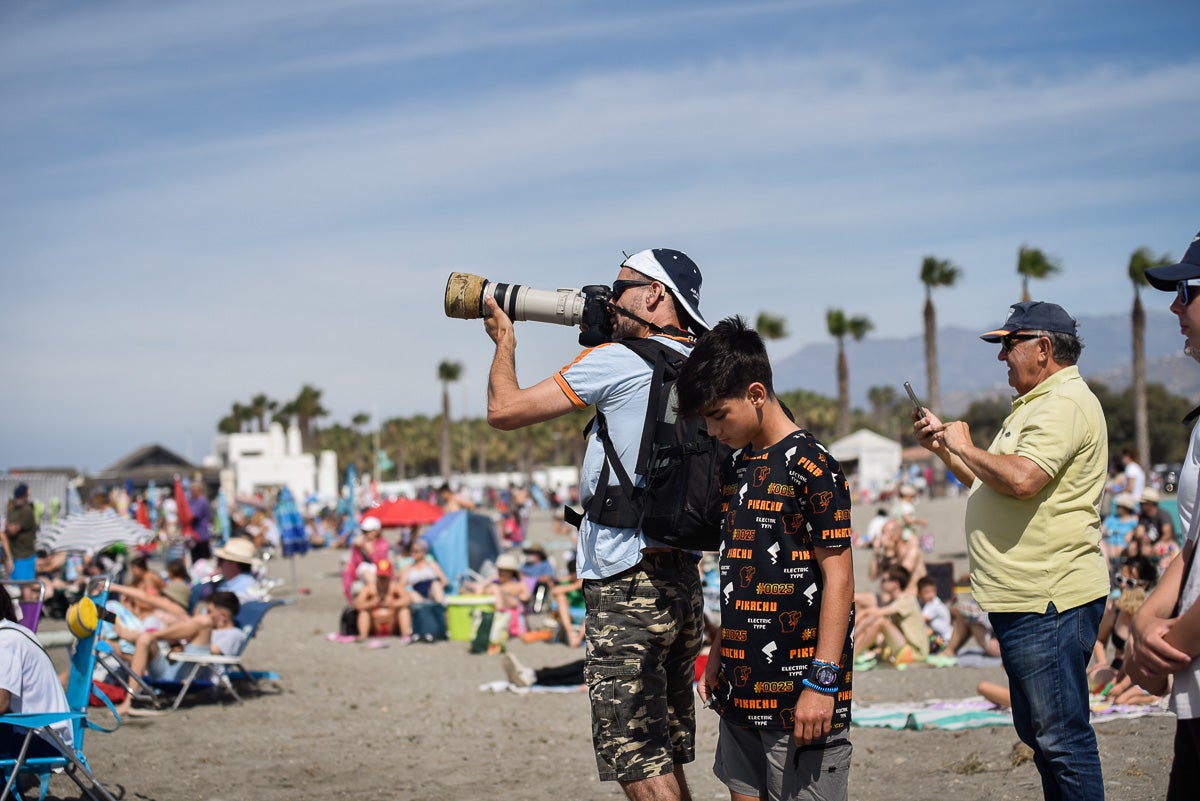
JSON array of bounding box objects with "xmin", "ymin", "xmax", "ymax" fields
[
  {"xmin": 714, "ymin": 718, "xmax": 851, "ymax": 801},
  {"xmin": 583, "ymin": 550, "xmax": 704, "ymax": 782}
]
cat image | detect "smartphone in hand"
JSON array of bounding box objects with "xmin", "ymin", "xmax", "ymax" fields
[{"xmin": 903, "ymin": 381, "xmax": 926, "ymax": 420}]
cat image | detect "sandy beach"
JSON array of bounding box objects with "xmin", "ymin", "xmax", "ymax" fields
[{"xmin": 38, "ymin": 497, "xmax": 1174, "ymax": 800}]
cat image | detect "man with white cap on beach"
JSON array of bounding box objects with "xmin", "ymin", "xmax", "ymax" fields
[
  {"xmin": 1126, "ymin": 230, "xmax": 1200, "ymax": 801},
  {"xmin": 482, "ymin": 249, "xmax": 707, "ymax": 800},
  {"xmin": 914, "ymin": 300, "xmax": 1108, "ymax": 801}
]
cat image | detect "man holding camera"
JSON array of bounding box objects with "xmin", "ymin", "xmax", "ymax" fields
[{"xmin": 484, "ymin": 249, "xmax": 708, "ymax": 801}]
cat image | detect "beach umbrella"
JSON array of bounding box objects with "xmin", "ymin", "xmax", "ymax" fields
[
  {"xmin": 174, "ymin": 476, "xmax": 195, "ymax": 541},
  {"xmin": 135, "ymin": 498, "xmax": 151, "ymax": 529},
  {"xmin": 146, "ymin": 480, "xmax": 158, "ymax": 527},
  {"xmin": 338, "ymin": 464, "xmax": 359, "ymax": 541},
  {"xmin": 276, "ymin": 486, "xmax": 308, "ymax": 589},
  {"xmin": 276, "ymin": 486, "xmax": 308, "ymax": 558},
  {"xmin": 361, "ymin": 498, "xmax": 444, "ymax": 528},
  {"xmin": 217, "ymin": 488, "xmax": 231, "ymax": 546},
  {"xmin": 37, "ymin": 511, "xmax": 156, "ymax": 554}
]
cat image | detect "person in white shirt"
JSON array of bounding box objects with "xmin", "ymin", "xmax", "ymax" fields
[
  {"xmin": 1126, "ymin": 232, "xmax": 1200, "ymax": 801},
  {"xmin": 0, "ymin": 589, "xmax": 73, "ymax": 758}
]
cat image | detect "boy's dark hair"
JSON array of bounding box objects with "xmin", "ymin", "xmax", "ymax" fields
[
  {"xmin": 885, "ymin": 564, "xmax": 912, "ymax": 590},
  {"xmin": 675, "ymin": 315, "xmax": 775, "ymax": 419},
  {"xmin": 916, "ymin": 576, "xmax": 937, "ymax": 593},
  {"xmin": 0, "ymin": 588, "xmax": 16, "ymax": 623},
  {"xmin": 210, "ymin": 591, "xmax": 241, "ymax": 619}
]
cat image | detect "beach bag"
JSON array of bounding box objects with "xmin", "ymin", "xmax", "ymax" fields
[
  {"xmin": 338, "ymin": 606, "xmax": 358, "ymax": 637},
  {"xmin": 468, "ymin": 608, "xmax": 512, "ymax": 654},
  {"xmin": 572, "ymin": 337, "xmax": 726, "ymax": 551},
  {"xmin": 411, "ymin": 602, "xmax": 448, "ymax": 641}
]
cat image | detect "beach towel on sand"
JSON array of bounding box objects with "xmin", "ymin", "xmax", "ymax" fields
[{"xmin": 852, "ymin": 697, "xmax": 1170, "ymax": 731}]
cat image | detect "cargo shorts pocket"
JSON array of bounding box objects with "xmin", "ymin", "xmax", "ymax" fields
[{"xmin": 586, "ymin": 657, "xmax": 643, "ymax": 722}]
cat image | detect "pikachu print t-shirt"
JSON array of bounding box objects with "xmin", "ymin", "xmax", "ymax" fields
[{"xmin": 714, "ymin": 429, "xmax": 854, "ymax": 733}]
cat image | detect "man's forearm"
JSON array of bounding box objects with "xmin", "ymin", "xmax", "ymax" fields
[
  {"xmin": 486, "ymin": 338, "xmax": 523, "ymax": 430},
  {"xmin": 952, "ymin": 444, "xmax": 1046, "ymax": 499}
]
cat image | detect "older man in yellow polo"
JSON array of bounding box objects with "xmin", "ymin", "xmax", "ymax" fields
[{"xmin": 915, "ymin": 300, "xmax": 1109, "ymax": 801}]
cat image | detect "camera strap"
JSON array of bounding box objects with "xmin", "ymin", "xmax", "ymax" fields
[{"xmin": 605, "ymin": 304, "xmax": 693, "ymax": 342}]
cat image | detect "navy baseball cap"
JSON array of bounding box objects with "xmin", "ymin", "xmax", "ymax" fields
[
  {"xmin": 1145, "ymin": 230, "xmax": 1200, "ymax": 291},
  {"xmin": 980, "ymin": 301, "xmax": 1078, "ymax": 342},
  {"xmin": 13, "ymin": 483, "xmax": 28, "ymax": 499},
  {"xmin": 621, "ymin": 248, "xmax": 709, "ymax": 331}
]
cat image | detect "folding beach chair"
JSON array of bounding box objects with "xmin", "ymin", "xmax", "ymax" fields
[
  {"xmin": 0, "ymin": 576, "xmax": 121, "ymax": 801},
  {"xmin": 154, "ymin": 599, "xmax": 287, "ymax": 711},
  {"xmin": 1, "ymin": 581, "xmax": 45, "ymax": 634}
]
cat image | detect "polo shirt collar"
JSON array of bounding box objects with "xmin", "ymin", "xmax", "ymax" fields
[{"xmin": 1011, "ymin": 365, "xmax": 1081, "ymax": 409}]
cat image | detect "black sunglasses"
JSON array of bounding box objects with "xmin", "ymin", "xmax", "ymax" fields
[
  {"xmin": 1000, "ymin": 333, "xmax": 1043, "ymax": 351},
  {"xmin": 611, "ymin": 279, "xmax": 653, "ymax": 300},
  {"xmin": 1177, "ymin": 281, "xmax": 1200, "ymax": 308}
]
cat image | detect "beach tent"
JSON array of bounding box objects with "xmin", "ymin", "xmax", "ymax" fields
[
  {"xmin": 829, "ymin": 429, "xmax": 902, "ymax": 495},
  {"xmin": 421, "ymin": 511, "xmax": 501, "ymax": 591}
]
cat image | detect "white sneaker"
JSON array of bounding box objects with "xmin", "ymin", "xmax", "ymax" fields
[{"xmin": 503, "ymin": 653, "xmax": 536, "ymax": 687}]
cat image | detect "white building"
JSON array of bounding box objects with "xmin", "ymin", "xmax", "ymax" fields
[{"xmin": 207, "ymin": 422, "xmax": 338, "ymax": 503}]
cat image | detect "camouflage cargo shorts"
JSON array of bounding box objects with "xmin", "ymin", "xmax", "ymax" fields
[{"xmin": 583, "ymin": 549, "xmax": 704, "ymax": 782}]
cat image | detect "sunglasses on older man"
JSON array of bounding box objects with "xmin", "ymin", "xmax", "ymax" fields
[
  {"xmin": 1177, "ymin": 280, "xmax": 1200, "ymax": 308},
  {"xmin": 1000, "ymin": 332, "xmax": 1043, "ymax": 351}
]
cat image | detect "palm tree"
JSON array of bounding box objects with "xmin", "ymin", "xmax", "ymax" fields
[
  {"xmin": 827, "ymin": 309, "xmax": 874, "ymax": 438},
  {"xmin": 248, "ymin": 393, "xmax": 277, "ymax": 432},
  {"xmin": 290, "ymin": 384, "xmax": 329, "ymax": 449},
  {"xmin": 1017, "ymin": 244, "xmax": 1061, "ymax": 301},
  {"xmin": 755, "ymin": 312, "xmax": 788, "ymax": 341},
  {"xmin": 919, "ymin": 256, "xmax": 961, "ymax": 417},
  {"xmin": 1128, "ymin": 246, "xmax": 1174, "ymax": 468},
  {"xmin": 437, "ymin": 360, "xmax": 463, "ymax": 479}
]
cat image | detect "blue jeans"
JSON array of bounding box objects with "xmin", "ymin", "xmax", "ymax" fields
[{"xmin": 990, "ymin": 598, "xmax": 1107, "ymax": 801}]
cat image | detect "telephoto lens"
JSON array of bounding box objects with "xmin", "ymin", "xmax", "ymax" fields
[{"xmin": 444, "ymin": 272, "xmax": 588, "ymax": 327}]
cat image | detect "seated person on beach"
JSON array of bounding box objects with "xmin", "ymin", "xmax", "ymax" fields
[
  {"xmin": 854, "ymin": 565, "xmax": 930, "ymax": 664},
  {"xmin": 127, "ymin": 554, "xmax": 166, "ymax": 597},
  {"xmin": 353, "ymin": 560, "xmax": 413, "ymax": 642},
  {"xmin": 1101, "ymin": 493, "xmax": 1140, "ymax": 566},
  {"xmin": 343, "ymin": 517, "xmax": 390, "ymax": 602},
  {"xmin": 942, "ymin": 581, "xmax": 1002, "ymax": 659},
  {"xmin": 857, "ymin": 520, "xmax": 926, "ymax": 615},
  {"xmin": 399, "ymin": 539, "xmax": 448, "ymax": 604},
  {"xmin": 520, "ymin": 544, "xmax": 557, "ymax": 586},
  {"xmin": 490, "ymin": 553, "xmax": 531, "ymax": 638},
  {"xmin": 1088, "ymin": 555, "xmax": 1165, "ymax": 706},
  {"xmin": 549, "ymin": 558, "xmax": 585, "ymax": 648},
  {"xmin": 162, "ymin": 559, "xmax": 193, "ymax": 612},
  {"xmin": 113, "ymin": 591, "xmax": 246, "ymax": 716},
  {"xmin": 917, "ymin": 577, "xmax": 953, "ymax": 654},
  {"xmin": 207, "ymin": 537, "xmax": 261, "ymax": 603},
  {"xmin": 0, "ymin": 589, "xmax": 74, "ymax": 759}
]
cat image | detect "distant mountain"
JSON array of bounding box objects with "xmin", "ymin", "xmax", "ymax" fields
[{"xmin": 773, "ymin": 310, "xmax": 1197, "ymax": 415}]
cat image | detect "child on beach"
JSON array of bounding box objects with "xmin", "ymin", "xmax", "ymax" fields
[
  {"xmin": 676, "ymin": 316, "xmax": 854, "ymax": 801},
  {"xmin": 853, "ymin": 565, "xmax": 929, "ymax": 664},
  {"xmin": 917, "ymin": 577, "xmax": 952, "ymax": 654}
]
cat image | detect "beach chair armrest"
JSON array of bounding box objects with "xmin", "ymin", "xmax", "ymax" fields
[{"xmin": 165, "ymin": 652, "xmax": 239, "ymax": 666}]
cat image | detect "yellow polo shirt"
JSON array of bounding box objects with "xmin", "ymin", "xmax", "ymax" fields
[{"xmin": 964, "ymin": 366, "xmax": 1110, "ymax": 613}]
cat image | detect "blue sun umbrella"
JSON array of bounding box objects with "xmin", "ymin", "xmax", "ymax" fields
[
  {"xmin": 216, "ymin": 488, "xmax": 231, "ymax": 546},
  {"xmin": 276, "ymin": 486, "xmax": 308, "ymax": 558}
]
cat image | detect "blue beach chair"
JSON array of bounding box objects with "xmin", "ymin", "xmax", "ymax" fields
[
  {"xmin": 152, "ymin": 599, "xmax": 287, "ymax": 710},
  {"xmin": 0, "ymin": 577, "xmax": 121, "ymax": 801}
]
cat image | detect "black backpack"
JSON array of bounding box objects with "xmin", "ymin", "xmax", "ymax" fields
[{"xmin": 566, "ymin": 337, "xmax": 727, "ymax": 551}]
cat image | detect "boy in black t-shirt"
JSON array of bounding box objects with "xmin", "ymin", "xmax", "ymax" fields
[{"xmin": 676, "ymin": 316, "xmax": 854, "ymax": 801}]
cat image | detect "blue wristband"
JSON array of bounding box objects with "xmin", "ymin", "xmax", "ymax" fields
[{"xmin": 802, "ymin": 678, "xmax": 838, "ymax": 695}]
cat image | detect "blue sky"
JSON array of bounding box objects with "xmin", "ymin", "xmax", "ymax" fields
[{"xmin": 3, "ymin": 0, "xmax": 1199, "ymax": 472}]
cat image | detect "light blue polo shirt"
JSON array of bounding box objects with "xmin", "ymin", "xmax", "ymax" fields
[{"xmin": 554, "ymin": 335, "xmax": 691, "ymax": 579}]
